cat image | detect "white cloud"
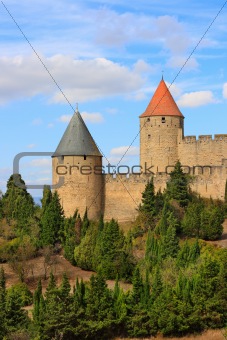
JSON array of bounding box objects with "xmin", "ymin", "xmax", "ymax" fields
[
  {"xmin": 27, "ymin": 144, "xmax": 36, "ymax": 149},
  {"xmin": 58, "ymin": 112, "xmax": 104, "ymax": 124},
  {"xmin": 223, "ymin": 83, "xmax": 227, "ymax": 99},
  {"xmin": 177, "ymin": 91, "xmax": 217, "ymax": 108},
  {"xmin": 81, "ymin": 112, "xmax": 104, "ymax": 123},
  {"xmin": 32, "ymin": 118, "xmax": 43, "ymax": 126},
  {"xmin": 165, "ymin": 82, "xmax": 182, "ymax": 97},
  {"xmin": 29, "ymin": 158, "xmax": 52, "ymax": 167},
  {"xmin": 106, "ymin": 108, "xmax": 118, "ymax": 115},
  {"xmin": 166, "ymin": 56, "xmax": 198, "ymax": 71},
  {"xmin": 0, "ymin": 54, "xmax": 145, "ymax": 104},
  {"xmin": 110, "ymin": 146, "xmax": 139, "ymax": 157},
  {"xmin": 58, "ymin": 115, "xmax": 72, "ymax": 123}
]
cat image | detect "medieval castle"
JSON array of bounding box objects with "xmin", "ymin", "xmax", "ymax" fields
[{"xmin": 52, "ymin": 79, "xmax": 227, "ymax": 222}]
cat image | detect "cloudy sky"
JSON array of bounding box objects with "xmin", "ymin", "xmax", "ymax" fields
[{"xmin": 0, "ymin": 0, "xmax": 227, "ymax": 198}]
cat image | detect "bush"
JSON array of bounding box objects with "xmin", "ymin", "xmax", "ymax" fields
[{"xmin": 7, "ymin": 283, "xmax": 33, "ymax": 307}]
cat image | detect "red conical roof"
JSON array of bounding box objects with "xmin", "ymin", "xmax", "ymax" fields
[{"xmin": 140, "ymin": 79, "xmax": 184, "ymax": 118}]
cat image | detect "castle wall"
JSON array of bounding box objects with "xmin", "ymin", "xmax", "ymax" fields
[
  {"xmin": 103, "ymin": 167, "xmax": 227, "ymax": 222},
  {"xmin": 103, "ymin": 173, "xmax": 168, "ymax": 222},
  {"xmin": 140, "ymin": 116, "xmax": 184, "ymax": 173},
  {"xmin": 178, "ymin": 134, "xmax": 227, "ymax": 168},
  {"xmin": 52, "ymin": 155, "xmax": 103, "ymax": 219}
]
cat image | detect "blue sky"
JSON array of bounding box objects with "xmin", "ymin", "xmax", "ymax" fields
[{"xmin": 0, "ymin": 0, "xmax": 227, "ymax": 197}]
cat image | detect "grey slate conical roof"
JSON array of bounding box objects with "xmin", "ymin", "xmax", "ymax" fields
[{"xmin": 53, "ymin": 110, "xmax": 102, "ymax": 157}]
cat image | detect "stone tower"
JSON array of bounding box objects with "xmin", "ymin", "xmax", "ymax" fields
[
  {"xmin": 140, "ymin": 79, "xmax": 184, "ymax": 173},
  {"xmin": 52, "ymin": 109, "xmax": 103, "ymax": 219}
]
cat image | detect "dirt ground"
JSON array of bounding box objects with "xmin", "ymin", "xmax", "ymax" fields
[
  {"xmin": 1, "ymin": 253, "xmax": 132, "ymax": 293},
  {"xmin": 115, "ymin": 329, "xmax": 226, "ymax": 340}
]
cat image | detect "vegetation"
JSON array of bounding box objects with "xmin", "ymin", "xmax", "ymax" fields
[{"xmin": 0, "ymin": 163, "xmax": 226, "ymax": 339}]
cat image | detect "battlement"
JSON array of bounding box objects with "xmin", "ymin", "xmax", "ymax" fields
[
  {"xmin": 182, "ymin": 134, "xmax": 227, "ymax": 144},
  {"xmin": 104, "ymin": 173, "xmax": 152, "ymax": 183}
]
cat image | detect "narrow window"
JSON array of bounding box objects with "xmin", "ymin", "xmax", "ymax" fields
[
  {"xmin": 147, "ymin": 117, "xmax": 150, "ymax": 122},
  {"xmin": 148, "ymin": 134, "xmax": 151, "ymax": 139},
  {"xmin": 84, "ymin": 155, "xmax": 87, "ymax": 160},
  {"xmin": 162, "ymin": 117, "xmax": 166, "ymax": 123}
]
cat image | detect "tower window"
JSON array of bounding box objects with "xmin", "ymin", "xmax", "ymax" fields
[
  {"xmin": 162, "ymin": 117, "xmax": 166, "ymax": 123},
  {"xmin": 84, "ymin": 155, "xmax": 87, "ymax": 160},
  {"xmin": 147, "ymin": 118, "xmax": 150, "ymax": 122},
  {"xmin": 148, "ymin": 134, "xmax": 151, "ymax": 139}
]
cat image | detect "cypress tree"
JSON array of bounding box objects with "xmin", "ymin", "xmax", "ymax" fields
[
  {"xmin": 60, "ymin": 272, "xmax": 71, "ymax": 300},
  {"xmin": 131, "ymin": 267, "xmax": 143, "ymax": 305},
  {"xmin": 162, "ymin": 226, "xmax": 179, "ymax": 259},
  {"xmin": 140, "ymin": 178, "xmax": 156, "ymax": 216},
  {"xmin": 63, "ymin": 216, "xmax": 77, "ymax": 264},
  {"xmin": 150, "ymin": 266, "xmax": 162, "ymax": 303},
  {"xmin": 41, "ymin": 191, "xmax": 64, "ymax": 246},
  {"xmin": 166, "ymin": 161, "xmax": 190, "ymax": 207},
  {"xmin": 33, "ymin": 278, "xmax": 43, "ymax": 326},
  {"xmin": 86, "ymin": 273, "xmax": 114, "ymax": 321},
  {"xmin": 81, "ymin": 208, "xmax": 90, "ymax": 238},
  {"xmin": 200, "ymin": 204, "xmax": 224, "ymax": 240},
  {"xmin": 176, "ymin": 241, "xmax": 191, "ymax": 267},
  {"xmin": 182, "ymin": 200, "xmax": 203, "ymax": 237},
  {"xmin": 2, "ymin": 174, "xmax": 35, "ymax": 230},
  {"xmin": 189, "ymin": 239, "xmax": 200, "ymax": 262},
  {"xmin": 45, "ymin": 272, "xmax": 57, "ymax": 300}
]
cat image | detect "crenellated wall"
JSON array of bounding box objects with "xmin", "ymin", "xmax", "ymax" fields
[
  {"xmin": 178, "ymin": 134, "xmax": 227, "ymax": 167},
  {"xmin": 103, "ymin": 164, "xmax": 227, "ymax": 222}
]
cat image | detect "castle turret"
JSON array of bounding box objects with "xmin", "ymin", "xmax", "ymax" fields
[
  {"xmin": 52, "ymin": 109, "xmax": 103, "ymax": 219},
  {"xmin": 140, "ymin": 79, "xmax": 184, "ymax": 173}
]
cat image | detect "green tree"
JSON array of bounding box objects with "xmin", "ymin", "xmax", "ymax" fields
[
  {"xmin": 63, "ymin": 216, "xmax": 77, "ymax": 264},
  {"xmin": 2, "ymin": 174, "xmax": 35, "ymax": 231},
  {"xmin": 96, "ymin": 219, "xmax": 133, "ymax": 279},
  {"xmin": 162, "ymin": 225, "xmax": 179, "ymax": 259},
  {"xmin": 7, "ymin": 283, "xmax": 33, "ymax": 307},
  {"xmin": 81, "ymin": 208, "xmax": 90, "ymax": 238},
  {"xmin": 166, "ymin": 161, "xmax": 190, "ymax": 207},
  {"xmin": 60, "ymin": 272, "xmax": 71, "ymax": 300},
  {"xmin": 131, "ymin": 267, "xmax": 143, "ymax": 305},
  {"xmin": 139, "ymin": 178, "xmax": 157, "ymax": 224},
  {"xmin": 41, "ymin": 191, "xmax": 64, "ymax": 246},
  {"xmin": 182, "ymin": 200, "xmax": 203, "ymax": 237},
  {"xmin": 33, "ymin": 278, "xmax": 42, "ymax": 321},
  {"xmin": 5, "ymin": 287, "xmax": 29, "ymax": 333},
  {"xmin": 150, "ymin": 265, "xmax": 163, "ymax": 303},
  {"xmin": 200, "ymin": 204, "xmax": 224, "ymax": 240},
  {"xmin": 86, "ymin": 273, "xmax": 114, "ymax": 321}
]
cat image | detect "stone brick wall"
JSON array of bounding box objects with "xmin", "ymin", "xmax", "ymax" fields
[
  {"xmin": 103, "ymin": 168, "xmax": 227, "ymax": 222},
  {"xmin": 140, "ymin": 115, "xmax": 184, "ymax": 173},
  {"xmin": 52, "ymin": 155, "xmax": 103, "ymax": 219},
  {"xmin": 178, "ymin": 134, "xmax": 227, "ymax": 167}
]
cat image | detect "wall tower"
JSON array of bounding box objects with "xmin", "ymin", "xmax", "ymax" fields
[
  {"xmin": 140, "ymin": 79, "xmax": 184, "ymax": 173},
  {"xmin": 52, "ymin": 109, "xmax": 103, "ymax": 219}
]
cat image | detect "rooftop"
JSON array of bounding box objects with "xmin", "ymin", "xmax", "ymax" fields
[
  {"xmin": 53, "ymin": 109, "xmax": 102, "ymax": 157},
  {"xmin": 140, "ymin": 79, "xmax": 184, "ymax": 118}
]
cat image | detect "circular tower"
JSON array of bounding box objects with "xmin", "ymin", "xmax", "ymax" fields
[
  {"xmin": 140, "ymin": 79, "xmax": 184, "ymax": 173},
  {"xmin": 52, "ymin": 108, "xmax": 103, "ymax": 220}
]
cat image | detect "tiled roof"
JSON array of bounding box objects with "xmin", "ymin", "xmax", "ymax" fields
[
  {"xmin": 140, "ymin": 79, "xmax": 184, "ymax": 118},
  {"xmin": 53, "ymin": 110, "xmax": 102, "ymax": 157}
]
